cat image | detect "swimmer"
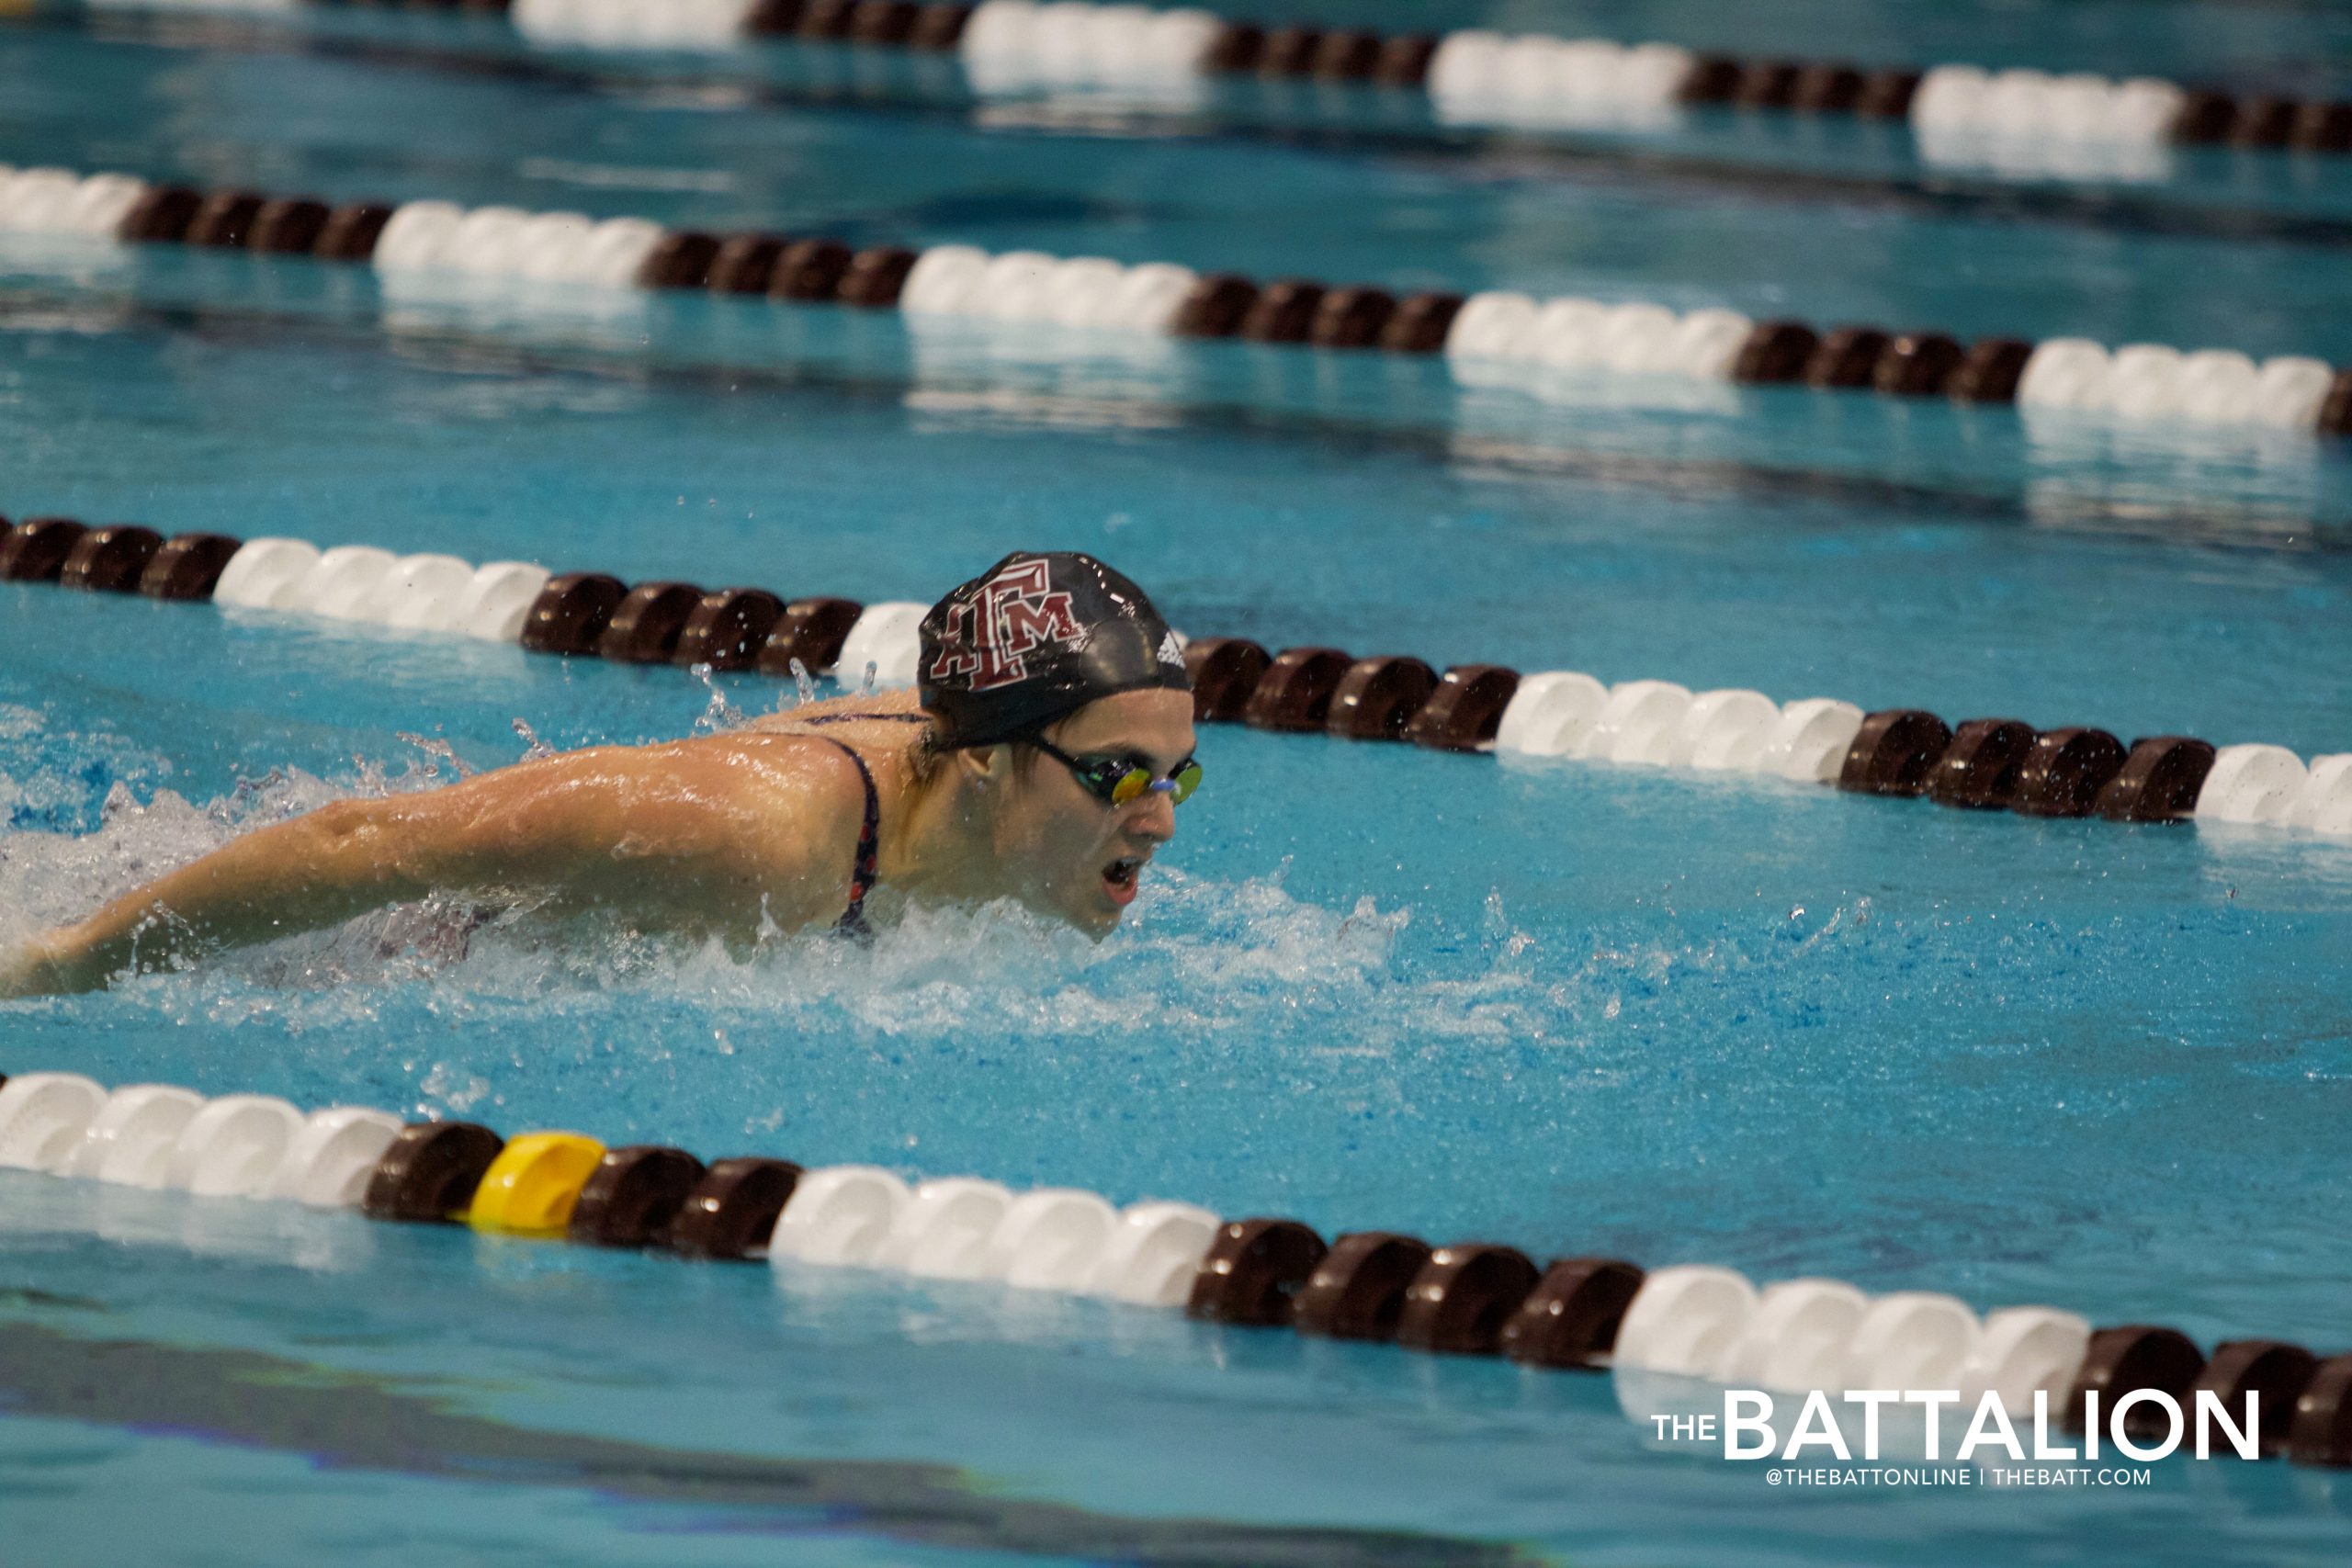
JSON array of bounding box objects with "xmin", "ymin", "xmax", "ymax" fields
[{"xmin": 0, "ymin": 552, "xmax": 1200, "ymax": 998}]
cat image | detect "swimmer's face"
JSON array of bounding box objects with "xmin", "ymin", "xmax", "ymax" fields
[{"xmin": 978, "ymin": 688, "xmax": 1197, "ymax": 937}]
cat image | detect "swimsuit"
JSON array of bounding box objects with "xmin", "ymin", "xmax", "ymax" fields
[{"xmin": 797, "ymin": 713, "xmax": 930, "ymax": 934}]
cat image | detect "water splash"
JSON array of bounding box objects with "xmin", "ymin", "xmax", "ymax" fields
[
  {"xmin": 0, "ymin": 701, "xmax": 172, "ymax": 835},
  {"xmin": 0, "ymin": 748, "xmax": 447, "ymax": 950},
  {"xmin": 511, "ymin": 718, "xmax": 557, "ymax": 761},
  {"xmin": 690, "ymin": 663, "xmax": 746, "ymax": 734},
  {"xmin": 396, "ymin": 732, "xmax": 475, "ymax": 779},
  {"xmin": 0, "ymin": 737, "xmax": 1532, "ymax": 1053},
  {"xmin": 788, "ymin": 658, "xmax": 817, "ymax": 707},
  {"xmin": 861, "ymin": 660, "xmax": 879, "ymax": 695},
  {"xmin": 0, "ymin": 724, "xmax": 1883, "ymax": 1081}
]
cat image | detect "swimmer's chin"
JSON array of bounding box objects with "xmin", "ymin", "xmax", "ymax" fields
[
  {"xmin": 1017, "ymin": 890, "xmax": 1120, "ymax": 941},
  {"xmin": 1023, "ymin": 881, "xmax": 1126, "ymax": 941}
]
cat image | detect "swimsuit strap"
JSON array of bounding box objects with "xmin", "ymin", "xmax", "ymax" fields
[
  {"xmin": 814, "ymin": 738, "xmax": 884, "ymax": 936},
  {"xmin": 798, "ymin": 712, "xmax": 932, "ymax": 727}
]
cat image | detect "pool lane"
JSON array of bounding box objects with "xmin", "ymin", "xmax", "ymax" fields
[
  {"xmin": 7, "ymin": 284, "xmax": 2352, "ymax": 756},
  {"xmin": 6, "ymin": 6, "xmax": 2352, "ymax": 1565},
  {"xmin": 17, "ymin": 23, "xmax": 2352, "ymax": 355},
  {"xmin": 0, "ymin": 1313, "xmax": 1520, "ymax": 1568},
  {"xmin": 5, "ymin": 581, "xmax": 2352, "ymax": 1568},
  {"xmin": 1194, "ymin": 0, "xmax": 2352, "ymax": 94},
  {"xmin": 7, "ymin": 540, "xmax": 2352, "ymax": 1335},
  {"xmin": 6, "ymin": 1210, "xmax": 2344, "ymax": 1568},
  {"xmin": 27, "ymin": 5, "xmax": 2352, "ymax": 250}
]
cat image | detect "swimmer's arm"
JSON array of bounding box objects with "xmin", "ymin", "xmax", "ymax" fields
[
  {"xmin": 0, "ymin": 796, "xmax": 447, "ymax": 997},
  {"xmin": 0, "ymin": 739, "xmax": 851, "ymax": 997}
]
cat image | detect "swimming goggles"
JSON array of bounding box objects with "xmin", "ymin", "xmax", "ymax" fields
[{"xmin": 1025, "ymin": 736, "xmax": 1204, "ymax": 807}]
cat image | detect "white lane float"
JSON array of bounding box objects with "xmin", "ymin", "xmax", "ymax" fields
[
  {"xmin": 1429, "ymin": 32, "xmax": 1693, "ymax": 132},
  {"xmin": 2195, "ymin": 743, "xmax": 2309, "ymax": 826},
  {"xmin": 1087, "ymin": 1201, "xmax": 1221, "ymax": 1305},
  {"xmin": 836, "ymin": 602, "xmax": 928, "ymax": 688},
  {"xmin": 2020, "ymin": 334, "xmax": 2343, "ymax": 430},
  {"xmin": 373, "ymin": 201, "xmax": 468, "ymax": 273},
  {"xmin": 983, "ymin": 1187, "xmax": 1120, "ymax": 1291},
  {"xmin": 371, "ymin": 554, "xmax": 481, "ymax": 630},
  {"xmin": 0, "ymin": 168, "xmax": 149, "ymax": 238},
  {"xmin": 898, "ymin": 243, "xmax": 1199, "ymax": 333},
  {"xmin": 0, "ymin": 1073, "xmax": 109, "ymax": 1170},
  {"xmin": 959, "ymin": 1, "xmax": 1223, "ymax": 93},
  {"xmin": 297, "ymin": 546, "xmax": 401, "ymax": 621},
  {"xmin": 208, "ymin": 536, "xmax": 552, "ymax": 645},
  {"xmin": 57, "ymin": 1084, "xmax": 205, "ymax": 1187},
  {"xmin": 769, "ymin": 1165, "xmax": 912, "ymax": 1266},
  {"xmin": 877, "ymin": 1177, "xmax": 1015, "ymax": 1280},
  {"xmin": 572, "ymin": 217, "xmax": 668, "ymax": 289},
  {"xmin": 164, "ymin": 1094, "xmax": 307, "ymax": 1198},
  {"xmin": 1840, "ymin": 1291, "xmax": 1982, "ymax": 1391},
  {"xmin": 1754, "ymin": 699, "xmax": 1866, "ymax": 783},
  {"xmin": 374, "ymin": 198, "xmax": 664, "ymax": 291},
  {"xmin": 2290, "ymin": 754, "xmax": 2352, "ymax": 837},
  {"xmin": 900, "ymin": 245, "xmax": 994, "ymax": 315},
  {"xmin": 211, "ymin": 537, "xmax": 324, "ymax": 611},
  {"xmin": 1612, "ymin": 1264, "xmax": 1758, "ymax": 1377},
  {"xmin": 451, "ymin": 562, "xmax": 554, "ymax": 642},
  {"xmin": 1960, "ymin": 1305, "xmax": 2093, "ymax": 1416},
  {"xmin": 1446, "ymin": 291, "xmax": 1750, "ymax": 383},
  {"xmin": 1657, "ymin": 688, "xmax": 1780, "ymax": 770},
  {"xmin": 1713, "ymin": 1277, "xmax": 1871, "ymax": 1392},
  {"xmin": 1576, "ymin": 680, "xmax": 1695, "ymax": 764},
  {"xmin": 265, "ymin": 1107, "xmax": 406, "ymax": 1208},
  {"xmin": 1494, "ymin": 671, "xmax": 1611, "ymax": 757}
]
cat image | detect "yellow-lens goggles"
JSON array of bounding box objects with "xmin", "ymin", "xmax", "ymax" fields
[
  {"xmin": 1108, "ymin": 757, "xmax": 1204, "ymax": 807},
  {"xmin": 1030, "ymin": 739, "xmax": 1204, "ymax": 808}
]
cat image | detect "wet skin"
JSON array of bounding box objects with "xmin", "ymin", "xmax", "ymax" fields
[{"xmin": 0, "ymin": 687, "xmax": 1200, "ymax": 996}]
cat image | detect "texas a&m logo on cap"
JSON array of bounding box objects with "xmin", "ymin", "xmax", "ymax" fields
[{"xmin": 929, "ymin": 558, "xmax": 1083, "ymax": 691}]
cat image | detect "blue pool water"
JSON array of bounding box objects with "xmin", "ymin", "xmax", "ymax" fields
[
  {"xmin": 6, "ymin": 3, "xmax": 2352, "ymax": 1563},
  {"xmin": 20, "ymin": 11, "xmax": 2352, "ymax": 351}
]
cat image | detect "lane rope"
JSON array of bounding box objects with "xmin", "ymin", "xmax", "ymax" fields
[
  {"xmin": 0, "ymin": 1065, "xmax": 2344, "ymax": 1466},
  {"xmin": 6, "ymin": 161, "xmax": 2352, "ymax": 436},
  {"xmin": 6, "ymin": 511, "xmax": 2350, "ymax": 840},
  {"xmin": 64, "ymin": 0, "xmax": 2352, "ymax": 169}
]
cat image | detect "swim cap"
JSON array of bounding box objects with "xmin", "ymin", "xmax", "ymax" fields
[{"xmin": 919, "ymin": 551, "xmax": 1191, "ymax": 749}]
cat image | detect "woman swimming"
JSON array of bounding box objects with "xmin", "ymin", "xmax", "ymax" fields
[{"xmin": 0, "ymin": 551, "xmax": 1200, "ymax": 997}]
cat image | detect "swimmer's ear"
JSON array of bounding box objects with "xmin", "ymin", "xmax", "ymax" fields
[{"xmin": 956, "ymin": 742, "xmax": 1017, "ymax": 789}]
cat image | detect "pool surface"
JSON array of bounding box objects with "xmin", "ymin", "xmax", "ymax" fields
[{"xmin": 6, "ymin": 2, "xmax": 2352, "ymax": 1563}]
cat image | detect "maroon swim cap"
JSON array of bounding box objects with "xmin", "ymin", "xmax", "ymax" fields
[{"xmin": 919, "ymin": 552, "xmax": 1191, "ymax": 749}]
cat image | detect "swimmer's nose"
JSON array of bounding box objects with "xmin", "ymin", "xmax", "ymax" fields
[{"xmin": 1126, "ymin": 791, "xmax": 1176, "ymax": 843}]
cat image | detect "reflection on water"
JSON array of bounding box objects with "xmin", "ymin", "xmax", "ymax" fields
[
  {"xmin": 1450, "ymin": 352, "xmax": 1741, "ymax": 418},
  {"xmin": 0, "ymin": 1169, "xmax": 378, "ymax": 1271},
  {"xmin": 2022, "ymin": 404, "xmax": 2330, "ymax": 547},
  {"xmin": 10, "ymin": 231, "xmax": 2352, "ymax": 555},
  {"xmin": 378, "ymin": 266, "xmax": 650, "ymax": 345},
  {"xmin": 1916, "ymin": 124, "xmax": 2177, "ymax": 186},
  {"xmin": 0, "ymin": 231, "xmax": 140, "ymax": 294}
]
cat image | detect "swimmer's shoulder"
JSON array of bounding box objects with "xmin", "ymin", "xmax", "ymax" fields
[
  {"xmin": 689, "ymin": 692, "xmax": 930, "ymax": 810},
  {"xmin": 743, "ymin": 687, "xmax": 931, "ymax": 738}
]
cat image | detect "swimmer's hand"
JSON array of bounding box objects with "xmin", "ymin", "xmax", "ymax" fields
[{"xmin": 0, "ymin": 931, "xmax": 83, "ymax": 999}]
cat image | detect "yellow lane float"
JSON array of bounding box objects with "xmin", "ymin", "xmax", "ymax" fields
[{"xmin": 465, "ymin": 1132, "xmax": 605, "ymax": 1236}]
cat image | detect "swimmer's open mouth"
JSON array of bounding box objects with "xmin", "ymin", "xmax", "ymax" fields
[{"xmin": 1102, "ymin": 856, "xmax": 1142, "ymax": 904}]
